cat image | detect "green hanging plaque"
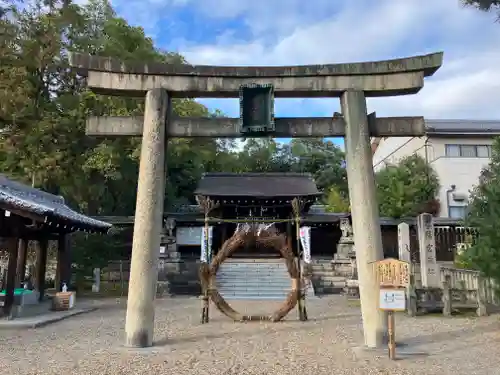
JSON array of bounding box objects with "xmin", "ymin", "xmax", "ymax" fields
[{"xmin": 239, "ymin": 83, "xmax": 275, "ymax": 135}]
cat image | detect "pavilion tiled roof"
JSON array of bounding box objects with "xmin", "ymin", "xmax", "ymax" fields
[
  {"xmin": 194, "ymin": 172, "xmax": 322, "ymax": 198},
  {"xmin": 0, "ymin": 174, "xmax": 111, "ymax": 233}
]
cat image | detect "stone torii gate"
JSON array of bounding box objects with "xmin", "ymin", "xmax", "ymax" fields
[{"xmin": 69, "ymin": 51, "xmax": 443, "ymax": 349}]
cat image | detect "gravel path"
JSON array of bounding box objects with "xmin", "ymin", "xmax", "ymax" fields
[{"xmin": 1, "ymin": 296, "xmax": 500, "ymax": 375}]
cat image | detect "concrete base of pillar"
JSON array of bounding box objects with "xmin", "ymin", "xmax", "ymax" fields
[
  {"xmin": 351, "ymin": 343, "xmax": 428, "ymax": 360},
  {"xmin": 125, "ymin": 333, "xmax": 154, "ymax": 348},
  {"xmin": 119, "ymin": 345, "xmax": 165, "ymax": 354}
]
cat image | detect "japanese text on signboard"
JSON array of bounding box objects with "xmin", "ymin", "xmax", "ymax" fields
[{"xmin": 375, "ymin": 259, "xmax": 410, "ymax": 288}]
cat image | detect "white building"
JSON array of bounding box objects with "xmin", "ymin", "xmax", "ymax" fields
[{"xmin": 371, "ymin": 120, "xmax": 500, "ymax": 219}]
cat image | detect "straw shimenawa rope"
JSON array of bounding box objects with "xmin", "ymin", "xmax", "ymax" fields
[{"xmin": 199, "ymin": 227, "xmax": 300, "ymax": 322}]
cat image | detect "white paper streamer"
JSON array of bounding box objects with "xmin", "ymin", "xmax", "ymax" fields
[
  {"xmin": 200, "ymin": 226, "xmax": 213, "ymax": 262},
  {"xmin": 299, "ymin": 226, "xmax": 312, "ymax": 263}
]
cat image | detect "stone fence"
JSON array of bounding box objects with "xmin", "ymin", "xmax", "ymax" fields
[
  {"xmin": 396, "ymin": 214, "xmax": 499, "ymax": 316},
  {"xmin": 408, "ymin": 264, "xmax": 499, "ymax": 316}
]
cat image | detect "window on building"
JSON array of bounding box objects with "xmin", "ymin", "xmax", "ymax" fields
[
  {"xmin": 477, "ymin": 145, "xmax": 490, "ymax": 158},
  {"xmin": 449, "ymin": 206, "xmax": 467, "ymax": 219},
  {"xmin": 460, "ymin": 145, "xmax": 476, "ymax": 157},
  {"xmin": 445, "ymin": 144, "xmax": 492, "ymax": 158},
  {"xmin": 445, "ymin": 144, "xmax": 460, "ymax": 157}
]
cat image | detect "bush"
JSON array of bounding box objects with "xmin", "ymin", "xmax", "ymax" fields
[
  {"xmin": 376, "ymin": 155, "xmax": 440, "ymax": 218},
  {"xmin": 463, "ymin": 138, "xmax": 500, "ymax": 281}
]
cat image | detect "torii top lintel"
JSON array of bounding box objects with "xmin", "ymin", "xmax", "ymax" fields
[{"xmin": 68, "ymin": 52, "xmax": 443, "ymax": 98}]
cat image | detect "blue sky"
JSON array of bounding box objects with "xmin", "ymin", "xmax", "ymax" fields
[{"xmin": 109, "ymin": 0, "xmax": 500, "ymax": 147}]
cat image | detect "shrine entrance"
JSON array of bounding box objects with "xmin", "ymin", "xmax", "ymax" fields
[
  {"xmin": 199, "ymin": 225, "xmax": 303, "ymax": 322},
  {"xmin": 69, "ymin": 51, "xmax": 443, "ymax": 348}
]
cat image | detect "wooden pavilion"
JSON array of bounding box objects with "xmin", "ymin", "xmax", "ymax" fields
[
  {"xmin": 194, "ymin": 172, "xmax": 325, "ymax": 258},
  {"xmin": 0, "ymin": 174, "xmax": 111, "ymax": 316}
]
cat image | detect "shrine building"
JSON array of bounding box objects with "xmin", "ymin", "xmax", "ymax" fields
[{"xmin": 97, "ymin": 172, "xmax": 463, "ymax": 298}]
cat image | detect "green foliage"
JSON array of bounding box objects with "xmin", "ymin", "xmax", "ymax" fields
[
  {"xmin": 463, "ymin": 138, "xmax": 500, "ymax": 281},
  {"xmin": 462, "ymin": 0, "xmax": 500, "ymax": 20},
  {"xmin": 375, "ymin": 155, "xmax": 440, "ymax": 218},
  {"xmin": 0, "ymin": 0, "xmax": 446, "ymax": 276},
  {"xmin": 325, "ymin": 186, "xmax": 350, "ymax": 213},
  {"xmin": 70, "ymin": 226, "xmax": 133, "ymax": 291},
  {"xmin": 0, "ymin": 0, "xmax": 352, "ymax": 272},
  {"xmin": 455, "ymin": 248, "xmax": 475, "ymax": 269},
  {"xmin": 288, "ymin": 138, "xmax": 347, "ymax": 194},
  {"xmin": 463, "ymin": 0, "xmax": 500, "ymax": 11},
  {"xmin": 71, "ymin": 229, "xmax": 125, "ymax": 277}
]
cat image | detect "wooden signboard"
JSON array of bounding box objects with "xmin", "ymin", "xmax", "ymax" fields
[
  {"xmin": 52, "ymin": 292, "xmax": 76, "ymax": 311},
  {"xmin": 372, "ymin": 258, "xmax": 410, "ymax": 360},
  {"xmin": 375, "ymin": 258, "xmax": 410, "ymax": 288}
]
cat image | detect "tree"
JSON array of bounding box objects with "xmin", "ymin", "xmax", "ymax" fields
[
  {"xmin": 462, "ymin": 0, "xmax": 500, "ymax": 19},
  {"xmin": 0, "ymin": 0, "xmax": 233, "ymax": 271},
  {"xmin": 463, "ymin": 138, "xmax": 500, "ymax": 281},
  {"xmin": 375, "ymin": 155, "xmax": 440, "ymax": 218},
  {"xmin": 325, "ymin": 186, "xmax": 350, "ymax": 213},
  {"xmin": 71, "ymin": 228, "xmax": 128, "ymax": 290},
  {"xmin": 0, "ymin": 0, "xmax": 354, "ymax": 274},
  {"xmin": 288, "ymin": 139, "xmax": 347, "ymax": 194}
]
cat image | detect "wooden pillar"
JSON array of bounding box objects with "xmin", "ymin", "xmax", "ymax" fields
[
  {"xmin": 34, "ymin": 238, "xmax": 48, "ymax": 302},
  {"xmin": 64, "ymin": 234, "xmax": 72, "ymax": 290},
  {"xmin": 56, "ymin": 233, "xmax": 71, "ymax": 291},
  {"xmin": 286, "ymin": 220, "xmax": 293, "ymax": 254},
  {"xmin": 15, "ymin": 238, "xmax": 28, "ymax": 287},
  {"xmin": 3, "ymin": 236, "xmax": 19, "ymax": 316},
  {"xmin": 221, "ymin": 223, "xmax": 227, "ymax": 243}
]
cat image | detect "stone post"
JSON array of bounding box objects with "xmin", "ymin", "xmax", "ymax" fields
[
  {"xmin": 92, "ymin": 268, "xmax": 100, "ymax": 293},
  {"xmin": 125, "ymin": 88, "xmax": 168, "ymax": 348},
  {"xmin": 416, "ymin": 213, "xmax": 440, "ymax": 287},
  {"xmin": 398, "ymin": 222, "xmax": 412, "ymax": 313},
  {"xmin": 341, "ymin": 90, "xmax": 386, "ymax": 348},
  {"xmin": 397, "ymin": 223, "xmax": 411, "ymax": 263},
  {"xmin": 332, "ymin": 218, "xmax": 356, "ymax": 278}
]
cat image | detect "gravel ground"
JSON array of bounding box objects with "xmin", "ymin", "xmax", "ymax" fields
[{"xmin": 1, "ymin": 295, "xmax": 500, "ymax": 375}]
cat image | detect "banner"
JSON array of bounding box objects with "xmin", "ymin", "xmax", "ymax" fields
[
  {"xmin": 200, "ymin": 226, "xmax": 213, "ymax": 262},
  {"xmin": 299, "ymin": 226, "xmax": 312, "ymax": 263}
]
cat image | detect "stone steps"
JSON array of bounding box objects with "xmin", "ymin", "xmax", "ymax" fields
[
  {"xmin": 216, "ymin": 260, "xmax": 292, "ymax": 300},
  {"xmin": 310, "ymin": 258, "xmax": 351, "ymax": 296},
  {"xmin": 156, "ymin": 257, "xmax": 355, "ymax": 298}
]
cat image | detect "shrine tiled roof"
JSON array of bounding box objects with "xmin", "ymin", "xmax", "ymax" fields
[
  {"xmin": 194, "ymin": 172, "xmax": 322, "ymax": 198},
  {"xmin": 0, "ymin": 174, "xmax": 111, "ymax": 233}
]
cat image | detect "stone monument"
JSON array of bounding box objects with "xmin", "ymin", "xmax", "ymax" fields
[
  {"xmin": 337, "ymin": 218, "xmax": 355, "ymax": 258},
  {"xmin": 332, "ymin": 218, "xmax": 356, "ymax": 277}
]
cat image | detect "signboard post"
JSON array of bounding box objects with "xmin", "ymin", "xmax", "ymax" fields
[{"xmin": 373, "ymin": 258, "xmax": 410, "ymax": 360}]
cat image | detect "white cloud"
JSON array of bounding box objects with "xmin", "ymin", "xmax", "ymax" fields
[{"xmin": 171, "ymin": 0, "xmax": 500, "ymax": 120}]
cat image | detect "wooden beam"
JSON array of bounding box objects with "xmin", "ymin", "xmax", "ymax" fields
[{"xmin": 86, "ymin": 116, "xmax": 426, "ymax": 137}]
